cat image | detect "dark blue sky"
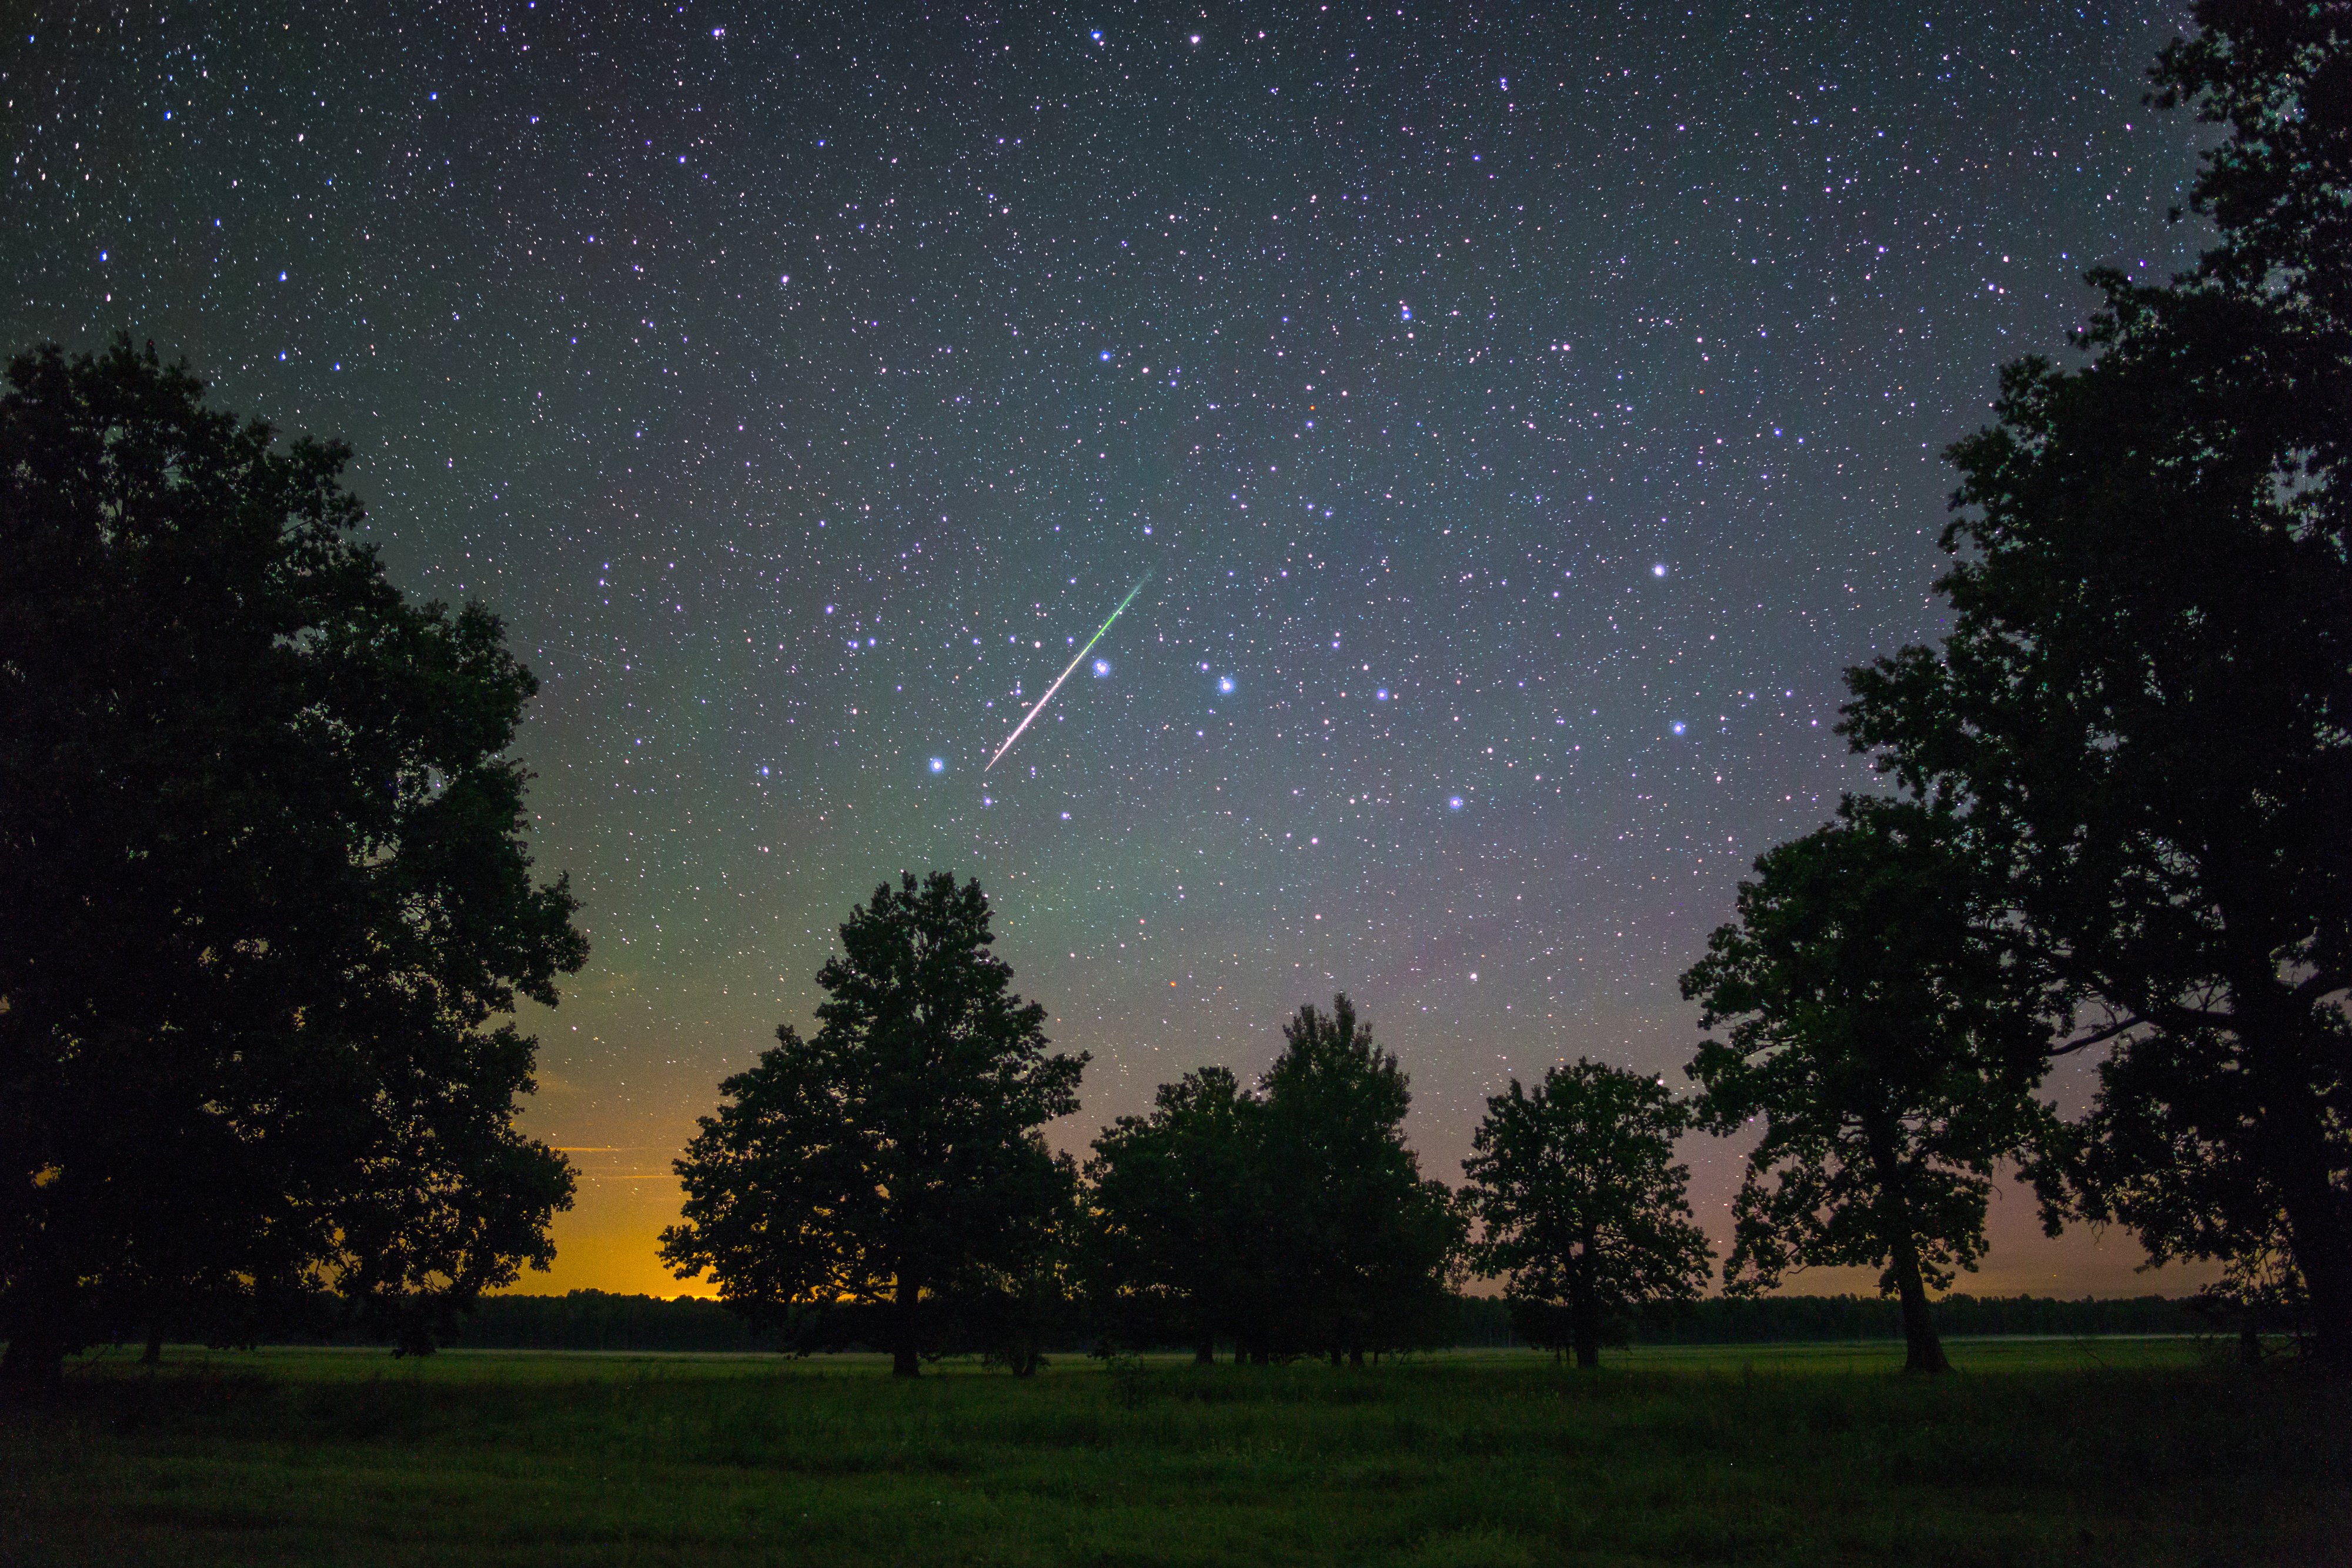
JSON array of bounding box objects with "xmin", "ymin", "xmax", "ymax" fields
[{"xmin": 5, "ymin": 1, "xmax": 2210, "ymax": 1292}]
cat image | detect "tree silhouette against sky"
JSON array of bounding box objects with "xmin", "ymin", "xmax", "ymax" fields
[
  {"xmin": 0, "ymin": 339, "xmax": 584, "ymax": 1393},
  {"xmin": 662, "ymin": 872, "xmax": 1084, "ymax": 1376}
]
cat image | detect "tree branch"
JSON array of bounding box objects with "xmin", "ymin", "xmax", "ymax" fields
[
  {"xmin": 2050, "ymin": 1014, "xmax": 2149, "ymax": 1057},
  {"xmin": 2290, "ymin": 969, "xmax": 2348, "ymax": 1010}
]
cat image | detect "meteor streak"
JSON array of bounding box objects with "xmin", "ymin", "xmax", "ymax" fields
[{"xmin": 985, "ymin": 574, "xmax": 1152, "ymax": 772}]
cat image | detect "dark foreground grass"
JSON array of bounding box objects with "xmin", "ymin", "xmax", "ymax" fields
[{"xmin": 1, "ymin": 1340, "xmax": 2344, "ymax": 1567}]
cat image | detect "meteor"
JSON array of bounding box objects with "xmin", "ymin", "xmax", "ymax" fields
[{"xmin": 985, "ymin": 573, "xmax": 1152, "ymax": 772}]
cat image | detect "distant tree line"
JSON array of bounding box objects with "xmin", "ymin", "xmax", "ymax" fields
[
  {"xmin": 407, "ymin": 1291, "xmax": 771, "ymax": 1354},
  {"xmin": 1457, "ymin": 1293, "xmax": 2210, "ymax": 1350},
  {"xmin": 373, "ymin": 1289, "xmax": 2201, "ymax": 1355}
]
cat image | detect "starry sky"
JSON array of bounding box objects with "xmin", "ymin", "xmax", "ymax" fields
[{"xmin": 7, "ymin": 2, "xmax": 2222, "ymax": 1298}]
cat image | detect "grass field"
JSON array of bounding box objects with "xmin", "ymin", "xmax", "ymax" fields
[{"xmin": 1, "ymin": 1339, "xmax": 2344, "ymax": 1566}]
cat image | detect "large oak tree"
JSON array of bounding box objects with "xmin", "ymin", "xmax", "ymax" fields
[
  {"xmin": 660, "ymin": 872, "xmax": 1084, "ymax": 1376},
  {"xmin": 1680, "ymin": 800, "xmax": 2053, "ymax": 1375},
  {"xmin": 1084, "ymin": 1065, "xmax": 1266, "ymax": 1362},
  {"xmin": 0, "ymin": 339, "xmax": 585, "ymax": 1393},
  {"xmin": 1254, "ymin": 995, "xmax": 1465, "ymax": 1364},
  {"xmin": 1462, "ymin": 1059, "xmax": 1711, "ymax": 1369},
  {"xmin": 1840, "ymin": 2, "xmax": 2352, "ymax": 1363}
]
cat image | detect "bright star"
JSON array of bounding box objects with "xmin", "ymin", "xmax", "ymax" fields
[
  {"xmin": 1218, "ymin": 676, "xmax": 1235, "ymax": 693},
  {"xmin": 1449, "ymin": 796, "xmax": 1464, "ymax": 810},
  {"xmin": 929, "ymin": 757, "xmax": 946, "ymax": 773},
  {"xmin": 1093, "ymin": 659, "xmax": 1111, "ymax": 677},
  {"xmin": 1652, "ymin": 563, "xmax": 1668, "ymax": 577}
]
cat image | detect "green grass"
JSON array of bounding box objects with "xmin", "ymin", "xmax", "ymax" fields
[{"xmin": 1, "ymin": 1340, "xmax": 2343, "ymax": 1566}]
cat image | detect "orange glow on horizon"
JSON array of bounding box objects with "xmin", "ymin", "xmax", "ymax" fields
[{"xmin": 505, "ymin": 1149, "xmax": 2220, "ymax": 1303}]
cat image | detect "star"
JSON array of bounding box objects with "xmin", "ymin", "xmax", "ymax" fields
[{"xmin": 21, "ymin": 0, "xmax": 2214, "ymax": 1297}]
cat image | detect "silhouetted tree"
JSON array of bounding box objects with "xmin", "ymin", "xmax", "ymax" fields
[
  {"xmin": 2066, "ymin": 1028, "xmax": 2314, "ymax": 1359},
  {"xmin": 1679, "ymin": 800, "xmax": 2053, "ymax": 1375},
  {"xmin": 952, "ymin": 1149, "xmax": 1084, "ymax": 1377},
  {"xmin": 1085, "ymin": 1065, "xmax": 1265, "ymax": 1362},
  {"xmin": 1839, "ymin": 4, "xmax": 2352, "ymax": 1365},
  {"xmin": 659, "ymin": 872, "xmax": 1084, "ymax": 1376},
  {"xmin": 1255, "ymin": 995, "xmax": 1464, "ymax": 1363},
  {"xmin": 1463, "ymin": 1059, "xmax": 1712, "ymax": 1368},
  {"xmin": 0, "ymin": 337, "xmax": 584, "ymax": 1395}
]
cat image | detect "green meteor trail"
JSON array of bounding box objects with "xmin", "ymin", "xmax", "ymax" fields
[{"xmin": 985, "ymin": 573, "xmax": 1152, "ymax": 772}]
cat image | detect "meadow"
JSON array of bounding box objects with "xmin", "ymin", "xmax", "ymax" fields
[{"xmin": 0, "ymin": 1340, "xmax": 2343, "ymax": 1567}]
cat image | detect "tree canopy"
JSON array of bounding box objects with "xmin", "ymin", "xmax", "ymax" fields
[
  {"xmin": 660, "ymin": 871, "xmax": 1085, "ymax": 1376},
  {"xmin": 1839, "ymin": 1, "xmax": 2352, "ymax": 1365},
  {"xmin": 0, "ymin": 337, "xmax": 585, "ymax": 1392},
  {"xmin": 1679, "ymin": 800, "xmax": 2053, "ymax": 1374},
  {"xmin": 1253, "ymin": 996, "xmax": 1465, "ymax": 1364},
  {"xmin": 1462, "ymin": 1059, "xmax": 1711, "ymax": 1368},
  {"xmin": 1084, "ymin": 1064, "xmax": 1267, "ymax": 1362},
  {"xmin": 1085, "ymin": 996, "xmax": 1461, "ymax": 1365}
]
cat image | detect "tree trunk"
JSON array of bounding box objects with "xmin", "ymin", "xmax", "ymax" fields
[
  {"xmin": 1867, "ymin": 1128, "xmax": 1949, "ymax": 1375},
  {"xmin": 891, "ymin": 1272, "xmax": 921, "ymax": 1378},
  {"xmin": 2276, "ymin": 1173, "xmax": 2351, "ymax": 1370},
  {"xmin": 1194, "ymin": 1339, "xmax": 1215, "ymax": 1367},
  {"xmin": 0, "ymin": 1323, "xmax": 67, "ymax": 1402},
  {"xmin": 2246, "ymin": 1002, "xmax": 2352, "ymax": 1372},
  {"xmin": 1887, "ymin": 1233, "xmax": 1950, "ymax": 1375},
  {"xmin": 1, "ymin": 1269, "xmax": 74, "ymax": 1402},
  {"xmin": 1569, "ymin": 1243, "xmax": 1602, "ymax": 1369},
  {"xmin": 1569, "ymin": 1289, "xmax": 1601, "ymax": 1369},
  {"xmin": 142, "ymin": 1330, "xmax": 163, "ymax": 1366},
  {"xmin": 1348, "ymin": 1347, "xmax": 1365, "ymax": 1369}
]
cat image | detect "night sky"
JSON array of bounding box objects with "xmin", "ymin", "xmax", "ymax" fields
[{"xmin": 6, "ymin": 2, "xmax": 2219, "ymax": 1296}]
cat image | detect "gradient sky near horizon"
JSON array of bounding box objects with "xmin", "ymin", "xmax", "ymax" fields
[{"xmin": 6, "ymin": 1, "xmax": 2218, "ymax": 1298}]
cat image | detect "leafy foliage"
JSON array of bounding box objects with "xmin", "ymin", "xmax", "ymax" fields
[
  {"xmin": 2066, "ymin": 1026, "xmax": 2317, "ymax": 1350},
  {"xmin": 2151, "ymin": 0, "xmax": 2352, "ymax": 310},
  {"xmin": 0, "ymin": 337, "xmax": 584, "ymax": 1390},
  {"xmin": 660, "ymin": 871, "xmax": 1084, "ymax": 1375},
  {"xmin": 1462, "ymin": 1059, "xmax": 1711, "ymax": 1367},
  {"xmin": 1680, "ymin": 800, "xmax": 2054, "ymax": 1374},
  {"xmin": 1084, "ymin": 1065, "xmax": 1267, "ymax": 1359},
  {"xmin": 1839, "ymin": 1, "xmax": 2352, "ymax": 1363},
  {"xmin": 1253, "ymin": 995, "xmax": 1466, "ymax": 1363},
  {"xmin": 1086, "ymin": 995, "xmax": 1462, "ymax": 1363}
]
